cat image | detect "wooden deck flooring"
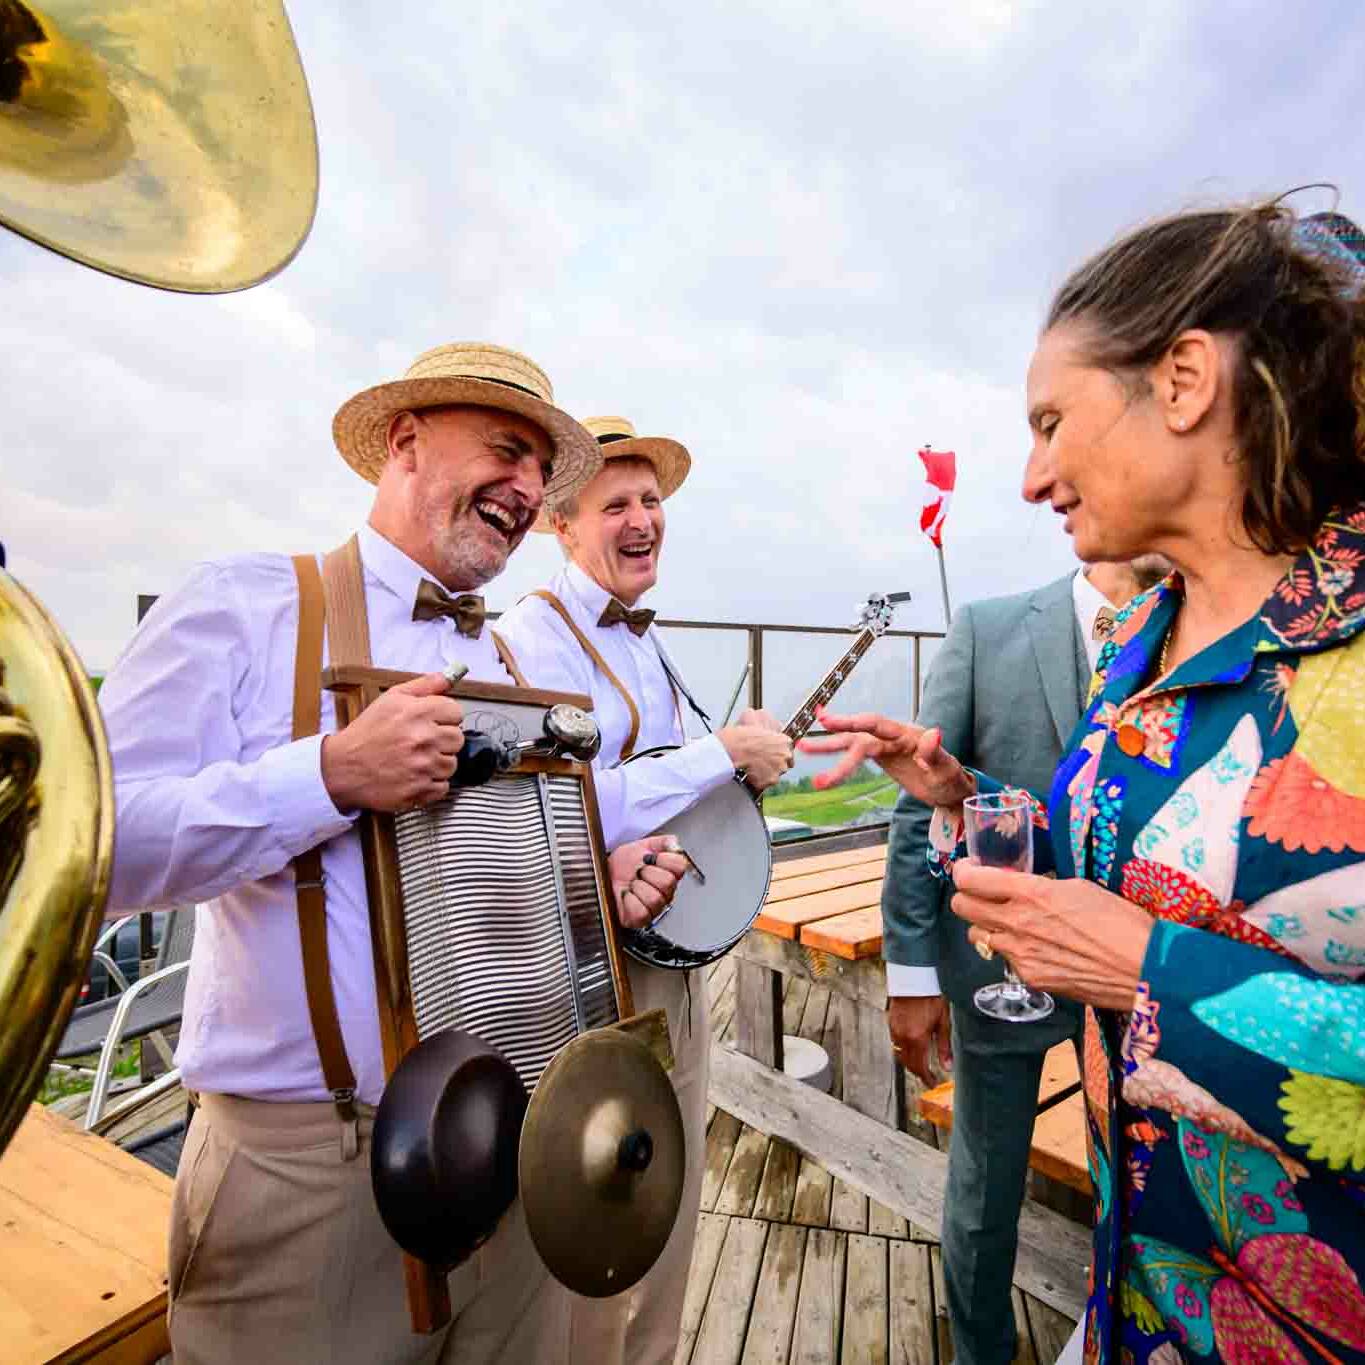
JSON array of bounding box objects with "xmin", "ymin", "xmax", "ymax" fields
[
  {"xmin": 50, "ymin": 952, "xmax": 1080, "ymax": 1363},
  {"xmin": 684, "ymin": 957, "xmax": 1079, "ymax": 1365}
]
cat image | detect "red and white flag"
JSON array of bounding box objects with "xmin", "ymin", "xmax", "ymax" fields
[{"xmin": 917, "ymin": 446, "xmax": 956, "ymax": 548}]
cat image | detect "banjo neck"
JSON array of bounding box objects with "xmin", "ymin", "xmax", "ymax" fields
[{"xmin": 782, "ymin": 627, "xmax": 879, "ymax": 743}]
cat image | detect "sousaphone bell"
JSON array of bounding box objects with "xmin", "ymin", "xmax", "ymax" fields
[
  {"xmin": 0, "ymin": 0, "xmax": 318, "ymax": 291},
  {"xmin": 0, "ymin": 570, "xmax": 114, "ymax": 1158}
]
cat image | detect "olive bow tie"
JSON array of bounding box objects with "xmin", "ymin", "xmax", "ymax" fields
[
  {"xmin": 1092, "ymin": 605, "xmax": 1118, "ymax": 641},
  {"xmin": 598, "ymin": 599, "xmax": 656, "ymax": 637},
  {"xmin": 412, "ymin": 580, "xmax": 486, "ymax": 638}
]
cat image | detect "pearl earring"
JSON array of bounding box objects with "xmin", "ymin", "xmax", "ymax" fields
[{"xmin": 1175, "ymin": 416, "xmax": 1187, "ymax": 431}]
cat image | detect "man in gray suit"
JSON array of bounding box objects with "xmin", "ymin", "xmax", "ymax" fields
[{"xmin": 882, "ymin": 558, "xmax": 1166, "ymax": 1365}]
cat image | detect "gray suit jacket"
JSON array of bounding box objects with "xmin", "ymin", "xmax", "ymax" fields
[{"xmin": 881, "ymin": 572, "xmax": 1089, "ymax": 1045}]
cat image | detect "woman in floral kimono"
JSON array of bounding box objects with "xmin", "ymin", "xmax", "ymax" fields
[{"xmin": 806, "ymin": 201, "xmax": 1365, "ymax": 1363}]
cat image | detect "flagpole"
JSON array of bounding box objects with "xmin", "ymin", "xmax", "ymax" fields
[{"xmin": 935, "ymin": 544, "xmax": 952, "ymax": 624}]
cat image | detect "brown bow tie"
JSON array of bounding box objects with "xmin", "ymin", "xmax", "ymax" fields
[
  {"xmin": 412, "ymin": 580, "xmax": 486, "ymax": 638},
  {"xmin": 1092, "ymin": 605, "xmax": 1118, "ymax": 641},
  {"xmin": 598, "ymin": 599, "xmax": 655, "ymax": 637}
]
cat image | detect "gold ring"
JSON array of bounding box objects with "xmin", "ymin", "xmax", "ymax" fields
[{"xmin": 974, "ymin": 932, "xmax": 995, "ymax": 961}]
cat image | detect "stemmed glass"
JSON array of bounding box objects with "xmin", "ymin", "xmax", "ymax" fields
[{"xmin": 965, "ymin": 792, "xmax": 1055, "ymax": 1023}]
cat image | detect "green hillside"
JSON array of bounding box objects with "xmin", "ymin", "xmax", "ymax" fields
[{"xmin": 764, "ymin": 773, "xmax": 898, "ymax": 829}]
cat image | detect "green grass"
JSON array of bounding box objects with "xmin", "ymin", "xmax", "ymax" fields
[
  {"xmin": 764, "ymin": 774, "xmax": 899, "ymax": 828},
  {"xmin": 38, "ymin": 1042, "xmax": 140, "ymax": 1105}
]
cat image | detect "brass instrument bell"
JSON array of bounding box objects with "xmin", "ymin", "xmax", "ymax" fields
[
  {"xmin": 0, "ymin": 570, "xmax": 114, "ymax": 1158},
  {"xmin": 0, "ymin": 0, "xmax": 318, "ymax": 292}
]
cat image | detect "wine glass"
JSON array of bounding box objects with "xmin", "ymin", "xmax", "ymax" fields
[{"xmin": 966, "ymin": 792, "xmax": 1055, "ymax": 1023}]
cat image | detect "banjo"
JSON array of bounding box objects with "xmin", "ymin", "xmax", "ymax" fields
[{"xmin": 619, "ymin": 591, "xmax": 910, "ymax": 970}]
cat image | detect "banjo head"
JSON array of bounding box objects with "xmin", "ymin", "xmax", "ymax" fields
[{"xmin": 619, "ymin": 754, "xmax": 772, "ymax": 969}]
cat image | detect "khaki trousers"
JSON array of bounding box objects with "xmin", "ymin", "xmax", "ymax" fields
[
  {"xmin": 168, "ymin": 1092, "xmax": 569, "ymax": 1365},
  {"xmin": 567, "ymin": 961, "xmax": 710, "ymax": 1364}
]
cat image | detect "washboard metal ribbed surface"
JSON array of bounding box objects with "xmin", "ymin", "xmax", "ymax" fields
[{"xmin": 392, "ymin": 770, "xmax": 619, "ymax": 1091}]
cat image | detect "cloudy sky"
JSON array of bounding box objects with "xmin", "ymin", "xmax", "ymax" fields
[{"xmin": 5, "ymin": 1, "xmax": 1363, "ymax": 722}]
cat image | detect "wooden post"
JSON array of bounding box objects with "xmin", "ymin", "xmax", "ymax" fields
[
  {"xmin": 835, "ymin": 995, "xmax": 903, "ymax": 1130},
  {"xmin": 735, "ymin": 960, "xmax": 784, "ymax": 1070}
]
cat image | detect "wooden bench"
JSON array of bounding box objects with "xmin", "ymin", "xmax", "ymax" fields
[
  {"xmin": 735, "ymin": 843, "xmax": 1091, "ymax": 1195},
  {"xmin": 0, "ymin": 1103, "xmax": 173, "ymax": 1363},
  {"xmin": 919, "ymin": 1042, "xmax": 1091, "ymax": 1194}
]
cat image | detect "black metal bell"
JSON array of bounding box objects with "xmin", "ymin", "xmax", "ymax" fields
[{"xmin": 371, "ymin": 1029, "xmax": 527, "ymax": 1269}]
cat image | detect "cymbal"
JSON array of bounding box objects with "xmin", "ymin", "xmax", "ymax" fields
[
  {"xmin": 0, "ymin": 0, "xmax": 317, "ymax": 292},
  {"xmin": 519, "ymin": 1028, "xmax": 684, "ymax": 1298}
]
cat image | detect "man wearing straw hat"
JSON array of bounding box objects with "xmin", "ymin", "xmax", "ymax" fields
[
  {"xmin": 498, "ymin": 417, "xmax": 794, "ymax": 1363},
  {"xmin": 99, "ymin": 347, "xmax": 690, "ymax": 1365}
]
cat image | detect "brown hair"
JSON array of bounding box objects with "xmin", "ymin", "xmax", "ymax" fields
[{"xmin": 1047, "ymin": 199, "xmax": 1365, "ymax": 554}]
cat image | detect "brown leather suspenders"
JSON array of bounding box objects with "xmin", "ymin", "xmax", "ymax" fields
[
  {"xmin": 289, "ymin": 550, "xmax": 359, "ymax": 1145},
  {"xmin": 528, "ymin": 590, "xmax": 642, "ymax": 758}
]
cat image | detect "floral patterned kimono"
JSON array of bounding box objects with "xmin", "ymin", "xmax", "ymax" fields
[{"xmin": 961, "ymin": 506, "xmax": 1365, "ymax": 1363}]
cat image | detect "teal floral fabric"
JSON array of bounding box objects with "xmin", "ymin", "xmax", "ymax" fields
[{"xmin": 969, "ymin": 506, "xmax": 1365, "ymax": 1363}]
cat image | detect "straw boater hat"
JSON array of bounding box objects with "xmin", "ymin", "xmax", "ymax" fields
[
  {"xmin": 535, "ymin": 415, "xmax": 691, "ymax": 531},
  {"xmin": 332, "ymin": 343, "xmax": 602, "ymax": 502}
]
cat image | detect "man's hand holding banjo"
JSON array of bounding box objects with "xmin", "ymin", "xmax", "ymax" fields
[{"xmin": 717, "ymin": 706, "xmax": 791, "ymax": 789}]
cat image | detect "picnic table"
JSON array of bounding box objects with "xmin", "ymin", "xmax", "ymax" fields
[{"xmin": 733, "ymin": 841, "xmax": 1089, "ymax": 1193}]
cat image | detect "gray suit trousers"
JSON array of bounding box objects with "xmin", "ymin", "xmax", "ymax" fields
[{"xmin": 941, "ymin": 1006, "xmax": 1076, "ymax": 1365}]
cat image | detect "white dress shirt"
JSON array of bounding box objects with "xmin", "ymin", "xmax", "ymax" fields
[
  {"xmin": 495, "ymin": 561, "xmax": 734, "ymax": 846},
  {"xmin": 100, "ymin": 524, "xmax": 529, "ymax": 1104},
  {"xmin": 887, "ymin": 569, "xmax": 1101, "ymax": 998},
  {"xmin": 1072, "ymin": 566, "xmax": 1116, "ymax": 672}
]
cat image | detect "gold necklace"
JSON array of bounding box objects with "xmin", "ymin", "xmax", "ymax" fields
[{"xmin": 1158, "ymin": 624, "xmax": 1174, "ymax": 678}]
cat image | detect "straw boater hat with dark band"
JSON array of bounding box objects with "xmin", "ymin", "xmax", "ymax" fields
[
  {"xmin": 332, "ymin": 343, "xmax": 602, "ymax": 502},
  {"xmin": 535, "ymin": 415, "xmax": 691, "ymax": 531}
]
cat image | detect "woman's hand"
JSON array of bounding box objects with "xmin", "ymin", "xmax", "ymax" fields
[
  {"xmin": 797, "ymin": 709, "xmax": 975, "ymax": 807},
  {"xmin": 950, "ymin": 862, "xmax": 1155, "ymax": 1011}
]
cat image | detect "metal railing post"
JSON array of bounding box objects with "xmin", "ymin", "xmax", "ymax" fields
[{"xmin": 747, "ymin": 627, "xmax": 764, "ymax": 714}]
